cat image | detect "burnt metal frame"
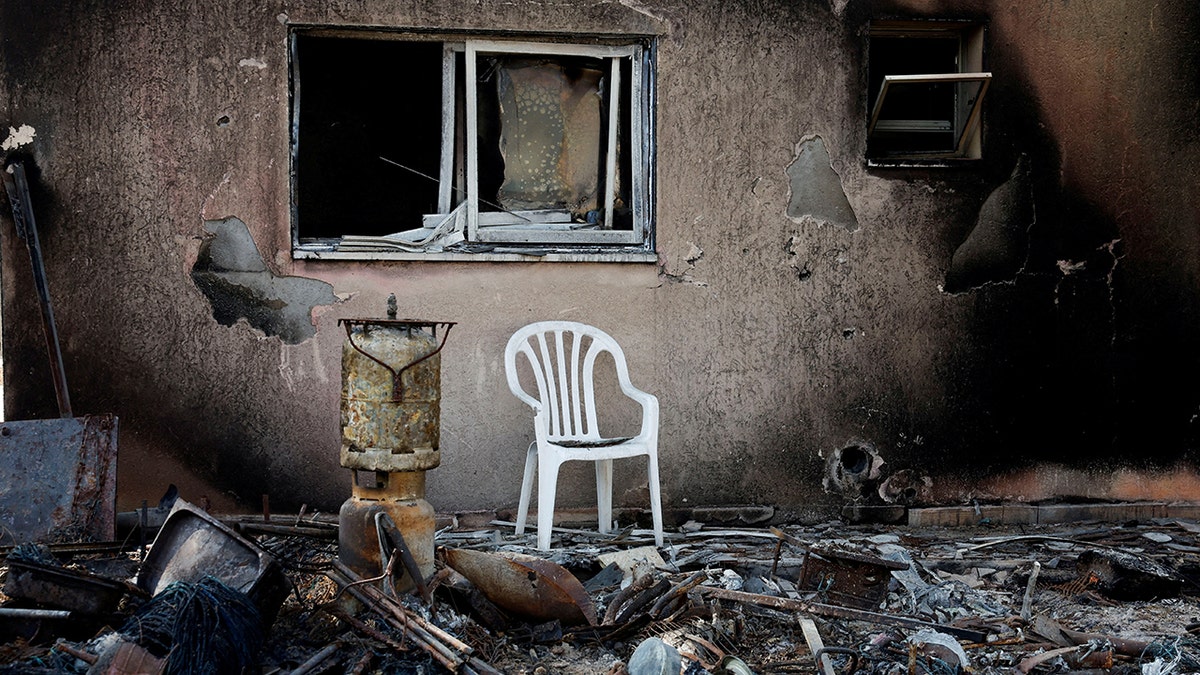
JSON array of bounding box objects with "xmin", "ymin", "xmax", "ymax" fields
[
  {"xmin": 460, "ymin": 40, "xmax": 649, "ymax": 246},
  {"xmin": 868, "ymin": 72, "xmax": 992, "ymax": 158}
]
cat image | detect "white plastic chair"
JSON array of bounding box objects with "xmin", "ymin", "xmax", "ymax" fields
[{"xmin": 505, "ymin": 321, "xmax": 664, "ymax": 551}]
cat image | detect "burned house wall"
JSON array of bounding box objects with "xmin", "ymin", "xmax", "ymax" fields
[{"xmin": 0, "ymin": 0, "xmax": 1197, "ymax": 517}]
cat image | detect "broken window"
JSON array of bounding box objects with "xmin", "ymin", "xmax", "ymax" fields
[
  {"xmin": 867, "ymin": 21, "xmax": 990, "ymax": 162},
  {"xmin": 290, "ymin": 31, "xmax": 654, "ymax": 256}
]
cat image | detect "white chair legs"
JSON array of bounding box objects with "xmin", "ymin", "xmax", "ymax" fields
[{"xmin": 515, "ymin": 447, "xmax": 665, "ymax": 551}]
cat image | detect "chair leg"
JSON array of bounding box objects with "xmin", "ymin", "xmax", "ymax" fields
[
  {"xmin": 595, "ymin": 459, "xmax": 614, "ymax": 534},
  {"xmin": 515, "ymin": 442, "xmax": 537, "ymax": 536},
  {"xmin": 536, "ymin": 455, "xmax": 561, "ymax": 551},
  {"xmin": 647, "ymin": 453, "xmax": 664, "ymax": 548}
]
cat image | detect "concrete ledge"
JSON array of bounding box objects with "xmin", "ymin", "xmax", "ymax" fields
[{"xmin": 908, "ymin": 502, "xmax": 1199, "ymax": 527}]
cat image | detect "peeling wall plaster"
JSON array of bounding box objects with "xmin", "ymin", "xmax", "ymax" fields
[
  {"xmin": 191, "ymin": 218, "xmax": 336, "ymax": 344},
  {"xmin": 786, "ymin": 136, "xmax": 858, "ymax": 233},
  {"xmin": 944, "ymin": 156, "xmax": 1034, "ymax": 292},
  {"xmin": 822, "ymin": 441, "xmax": 884, "ymax": 499}
]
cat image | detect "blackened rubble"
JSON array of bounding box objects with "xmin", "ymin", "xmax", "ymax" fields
[{"xmin": 4, "ymin": 512, "xmax": 1200, "ymax": 674}]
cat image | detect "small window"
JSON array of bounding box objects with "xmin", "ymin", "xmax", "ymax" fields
[
  {"xmin": 290, "ymin": 31, "xmax": 654, "ymax": 256},
  {"xmin": 867, "ymin": 21, "xmax": 990, "ymax": 162}
]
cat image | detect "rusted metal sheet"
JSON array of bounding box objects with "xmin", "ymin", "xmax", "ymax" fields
[
  {"xmin": 0, "ymin": 414, "xmax": 118, "ymax": 545},
  {"xmin": 137, "ymin": 499, "xmax": 287, "ymax": 621},
  {"xmin": 93, "ymin": 641, "xmax": 166, "ymax": 675},
  {"xmin": 4, "ymin": 558, "xmax": 130, "ymax": 615},
  {"xmin": 442, "ymin": 548, "xmax": 598, "ymax": 626},
  {"xmin": 797, "ymin": 545, "xmax": 908, "ymax": 611}
]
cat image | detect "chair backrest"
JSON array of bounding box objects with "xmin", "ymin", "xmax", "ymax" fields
[{"xmin": 505, "ymin": 321, "xmax": 636, "ymax": 441}]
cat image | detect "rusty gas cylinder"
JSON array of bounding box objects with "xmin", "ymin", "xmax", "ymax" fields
[
  {"xmin": 337, "ymin": 299, "xmax": 454, "ymax": 592},
  {"xmin": 338, "ymin": 472, "xmax": 437, "ymax": 591}
]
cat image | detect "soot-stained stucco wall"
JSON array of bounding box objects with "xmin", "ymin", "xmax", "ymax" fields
[{"xmin": 1, "ymin": 0, "xmax": 1197, "ymax": 516}]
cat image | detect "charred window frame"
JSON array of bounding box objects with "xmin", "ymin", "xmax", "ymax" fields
[
  {"xmin": 289, "ymin": 29, "xmax": 655, "ymax": 259},
  {"xmin": 867, "ymin": 21, "xmax": 990, "ymax": 164}
]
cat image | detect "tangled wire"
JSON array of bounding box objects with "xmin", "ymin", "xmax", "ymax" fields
[{"xmin": 119, "ymin": 576, "xmax": 263, "ymax": 675}]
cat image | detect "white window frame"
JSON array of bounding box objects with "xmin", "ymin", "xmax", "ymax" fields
[
  {"xmin": 868, "ymin": 72, "xmax": 992, "ymax": 158},
  {"xmin": 867, "ymin": 21, "xmax": 990, "ymax": 163},
  {"xmin": 459, "ymin": 40, "xmax": 648, "ymax": 246},
  {"xmin": 289, "ymin": 31, "xmax": 656, "ymax": 261}
]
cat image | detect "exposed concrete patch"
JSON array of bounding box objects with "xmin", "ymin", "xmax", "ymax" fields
[
  {"xmin": 821, "ymin": 440, "xmax": 884, "ymax": 499},
  {"xmin": 785, "ymin": 136, "xmax": 859, "ymax": 232},
  {"xmin": 877, "ymin": 469, "xmax": 932, "ymax": 505},
  {"xmin": 784, "ymin": 235, "xmax": 816, "ymax": 281},
  {"xmin": 191, "ymin": 217, "xmax": 336, "ymax": 344},
  {"xmin": 658, "ymin": 239, "xmax": 709, "ymax": 286},
  {"xmin": 943, "ymin": 156, "xmax": 1034, "ymax": 292}
]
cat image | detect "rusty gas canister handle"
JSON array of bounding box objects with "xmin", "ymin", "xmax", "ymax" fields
[{"xmin": 340, "ymin": 319, "xmax": 455, "ymax": 402}]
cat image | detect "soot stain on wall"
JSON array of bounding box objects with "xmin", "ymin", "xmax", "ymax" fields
[
  {"xmin": 943, "ymin": 155, "xmax": 1034, "ymax": 292},
  {"xmin": 191, "ymin": 217, "xmax": 336, "ymax": 344}
]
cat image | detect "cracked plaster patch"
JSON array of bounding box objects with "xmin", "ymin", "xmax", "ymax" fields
[
  {"xmin": 191, "ymin": 217, "xmax": 336, "ymax": 344},
  {"xmin": 785, "ymin": 136, "xmax": 859, "ymax": 232},
  {"xmin": 944, "ymin": 156, "xmax": 1034, "ymax": 292},
  {"xmin": 659, "ymin": 240, "xmax": 708, "ymax": 286}
]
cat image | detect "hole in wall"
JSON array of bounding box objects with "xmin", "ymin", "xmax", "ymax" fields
[
  {"xmin": 822, "ymin": 441, "xmax": 884, "ymax": 499},
  {"xmin": 839, "ymin": 445, "xmax": 872, "ymax": 475}
]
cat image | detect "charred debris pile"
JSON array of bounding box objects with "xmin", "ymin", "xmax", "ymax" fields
[{"xmin": 3, "ymin": 502, "xmax": 1200, "ymax": 674}]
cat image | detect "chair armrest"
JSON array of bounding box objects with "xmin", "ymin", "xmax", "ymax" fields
[{"xmin": 621, "ymin": 386, "xmax": 659, "ymax": 434}]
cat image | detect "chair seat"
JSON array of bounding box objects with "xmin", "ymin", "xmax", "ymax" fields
[{"xmin": 551, "ymin": 436, "xmax": 634, "ymax": 448}]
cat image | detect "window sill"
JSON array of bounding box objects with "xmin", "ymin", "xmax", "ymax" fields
[
  {"xmin": 293, "ymin": 246, "xmax": 658, "ymax": 264},
  {"xmin": 866, "ymin": 156, "xmax": 983, "ymax": 169}
]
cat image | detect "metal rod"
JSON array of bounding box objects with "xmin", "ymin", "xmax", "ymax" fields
[
  {"xmin": 328, "ymin": 561, "xmax": 504, "ymax": 674},
  {"xmin": 378, "ymin": 155, "xmax": 531, "ymax": 222},
  {"xmin": 698, "ymin": 586, "xmax": 988, "ymax": 643},
  {"xmin": 234, "ymin": 522, "xmax": 337, "ymax": 539},
  {"xmin": 139, "ymin": 499, "xmax": 148, "ymax": 560},
  {"xmin": 289, "ymin": 641, "xmax": 342, "ymax": 675},
  {"xmin": 2, "ymin": 161, "xmax": 72, "ymax": 417},
  {"xmin": 0, "ymin": 608, "xmax": 72, "ymax": 619},
  {"xmin": 52, "ymin": 642, "xmax": 98, "ymax": 665},
  {"xmin": 328, "ymin": 562, "xmax": 464, "ymax": 670},
  {"xmin": 375, "ymin": 512, "xmax": 432, "ymax": 604}
]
